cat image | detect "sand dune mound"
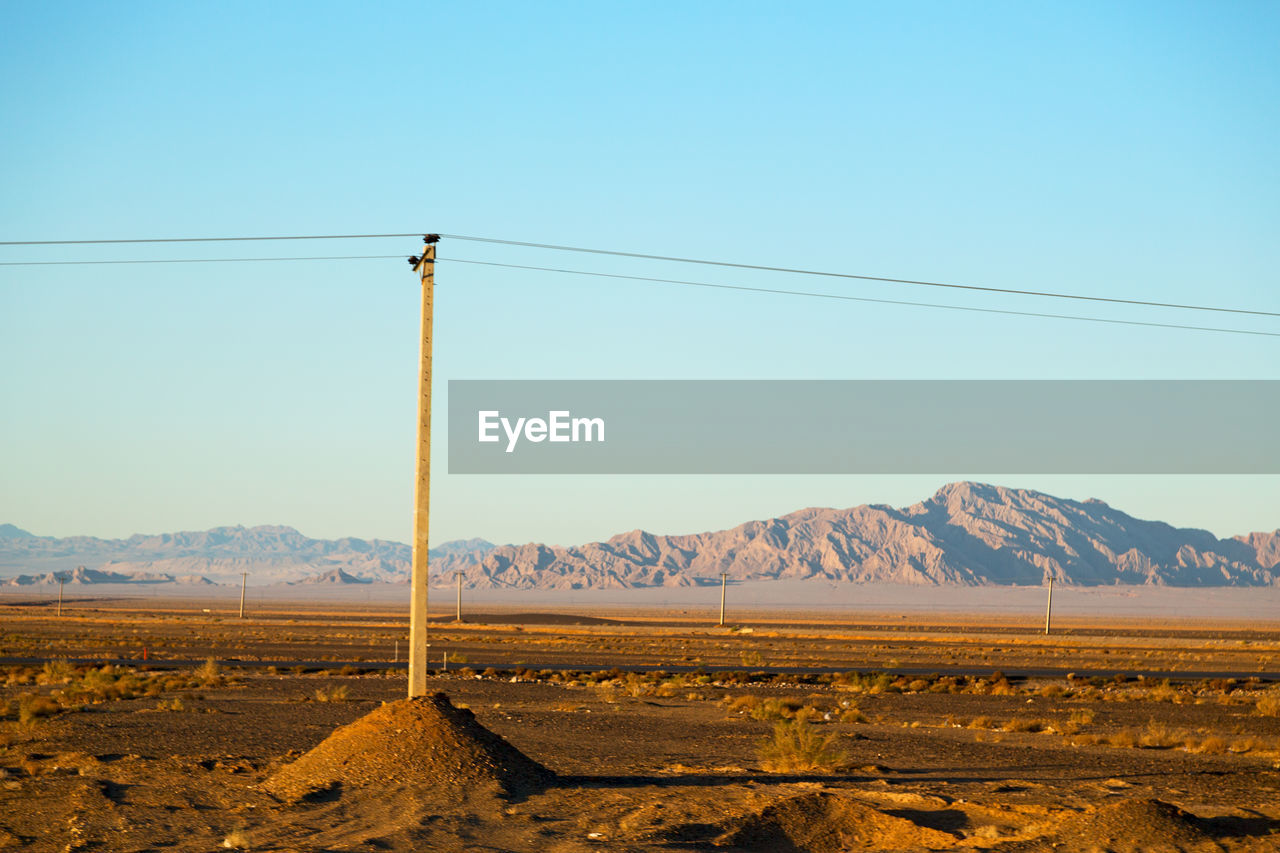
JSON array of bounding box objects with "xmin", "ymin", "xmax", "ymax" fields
[
  {"xmin": 1039, "ymin": 799, "xmax": 1217, "ymax": 852},
  {"xmin": 262, "ymin": 692, "xmax": 553, "ymax": 803},
  {"xmin": 720, "ymin": 792, "xmax": 958, "ymax": 852}
]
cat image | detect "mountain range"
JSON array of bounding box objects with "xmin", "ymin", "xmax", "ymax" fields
[{"xmin": 2, "ymin": 483, "xmax": 1277, "ymax": 588}]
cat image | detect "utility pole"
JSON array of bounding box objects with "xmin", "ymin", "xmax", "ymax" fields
[
  {"xmin": 455, "ymin": 571, "xmax": 463, "ymax": 622},
  {"xmin": 239, "ymin": 572, "xmax": 247, "ymax": 619},
  {"xmin": 719, "ymin": 572, "xmax": 728, "ymax": 626},
  {"xmin": 1044, "ymin": 576, "xmax": 1054, "ymax": 635},
  {"xmin": 57, "ymin": 574, "xmax": 65, "ymax": 617},
  {"xmin": 408, "ymin": 235, "xmax": 439, "ymax": 698}
]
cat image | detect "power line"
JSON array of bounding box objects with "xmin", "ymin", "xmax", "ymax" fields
[
  {"xmin": 0, "ymin": 233, "xmax": 420, "ymax": 246},
  {"xmin": 0, "ymin": 247, "xmax": 1273, "ymax": 337},
  {"xmin": 438, "ymin": 234, "xmax": 1280, "ymax": 319},
  {"xmin": 1, "ymin": 229, "xmax": 1275, "ymax": 318},
  {"xmin": 437, "ymin": 257, "xmax": 1280, "ymax": 339},
  {"xmin": 0, "ymin": 254, "xmax": 403, "ymax": 266}
]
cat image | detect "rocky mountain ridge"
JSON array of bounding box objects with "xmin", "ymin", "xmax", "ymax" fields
[{"xmin": 2, "ymin": 483, "xmax": 1276, "ymax": 588}]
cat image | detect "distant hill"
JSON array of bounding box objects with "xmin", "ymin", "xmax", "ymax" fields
[
  {"xmin": 2, "ymin": 483, "xmax": 1276, "ymax": 589},
  {"xmin": 429, "ymin": 482, "xmax": 1279, "ymax": 589},
  {"xmin": 0, "ymin": 525, "xmax": 493, "ymax": 587}
]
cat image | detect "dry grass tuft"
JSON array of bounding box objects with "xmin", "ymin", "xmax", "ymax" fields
[
  {"xmin": 16, "ymin": 693, "xmax": 62, "ymax": 725},
  {"xmin": 313, "ymin": 684, "xmax": 350, "ymax": 703},
  {"xmin": 757, "ymin": 719, "xmax": 847, "ymax": 773}
]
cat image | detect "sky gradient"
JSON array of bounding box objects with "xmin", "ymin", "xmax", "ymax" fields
[{"xmin": 2, "ymin": 2, "xmax": 1277, "ymax": 546}]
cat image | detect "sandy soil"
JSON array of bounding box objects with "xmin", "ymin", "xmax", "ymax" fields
[{"xmin": 2, "ymin": 604, "xmax": 1279, "ymax": 851}]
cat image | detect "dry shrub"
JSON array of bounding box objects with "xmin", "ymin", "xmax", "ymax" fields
[
  {"xmin": 750, "ymin": 697, "xmax": 804, "ymax": 722},
  {"xmin": 1256, "ymin": 694, "xmax": 1280, "ymax": 717},
  {"xmin": 17, "ymin": 693, "xmax": 61, "ymax": 724},
  {"xmin": 967, "ymin": 716, "xmax": 995, "ymax": 730},
  {"xmin": 838, "ymin": 708, "xmax": 866, "ymax": 724},
  {"xmin": 1196, "ymin": 735, "xmax": 1227, "ymax": 754},
  {"xmin": 195, "ymin": 658, "xmax": 222, "ymax": 686},
  {"xmin": 1107, "ymin": 728, "xmax": 1140, "ymax": 748},
  {"xmin": 757, "ymin": 720, "xmax": 847, "ymax": 773},
  {"xmin": 724, "ymin": 694, "xmax": 760, "ymax": 715},
  {"xmin": 836, "ymin": 672, "xmax": 892, "ymax": 695},
  {"xmin": 1069, "ymin": 708, "xmax": 1096, "ymax": 726},
  {"xmin": 4, "ymin": 666, "xmax": 35, "ymax": 687},
  {"xmin": 793, "ymin": 705, "xmax": 825, "ymax": 724},
  {"xmin": 1004, "ymin": 717, "xmax": 1048, "ymax": 733},
  {"xmin": 1229, "ymin": 737, "xmax": 1264, "ymax": 754},
  {"xmin": 314, "ymin": 684, "xmax": 350, "ymax": 703},
  {"xmin": 1139, "ymin": 721, "xmax": 1178, "ymax": 749},
  {"xmin": 37, "ymin": 661, "xmax": 74, "ymax": 686}
]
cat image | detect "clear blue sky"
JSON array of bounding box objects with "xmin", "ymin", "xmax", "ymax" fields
[{"xmin": 2, "ymin": 1, "xmax": 1277, "ymax": 546}]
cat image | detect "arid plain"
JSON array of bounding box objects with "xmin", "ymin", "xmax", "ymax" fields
[{"xmin": 2, "ymin": 596, "xmax": 1280, "ymax": 851}]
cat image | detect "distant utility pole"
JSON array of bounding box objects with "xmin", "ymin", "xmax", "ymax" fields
[
  {"xmin": 57, "ymin": 574, "xmax": 65, "ymax": 617},
  {"xmin": 455, "ymin": 571, "xmax": 463, "ymax": 622},
  {"xmin": 408, "ymin": 235, "xmax": 439, "ymax": 698},
  {"xmin": 239, "ymin": 572, "xmax": 247, "ymax": 619},
  {"xmin": 1044, "ymin": 576, "xmax": 1054, "ymax": 635},
  {"xmin": 719, "ymin": 572, "xmax": 728, "ymax": 626}
]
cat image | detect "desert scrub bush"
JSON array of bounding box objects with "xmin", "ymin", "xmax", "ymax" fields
[
  {"xmin": 1106, "ymin": 728, "xmax": 1140, "ymax": 749},
  {"xmin": 16, "ymin": 693, "xmax": 62, "ymax": 725},
  {"xmin": 835, "ymin": 671, "xmax": 892, "ymax": 695},
  {"xmin": 3, "ymin": 666, "xmax": 36, "ymax": 687},
  {"xmin": 838, "ymin": 708, "xmax": 866, "ymax": 724},
  {"xmin": 314, "ymin": 684, "xmax": 350, "ymax": 703},
  {"xmin": 1256, "ymin": 694, "xmax": 1280, "ymax": 717},
  {"xmin": 757, "ymin": 719, "xmax": 847, "ymax": 773},
  {"xmin": 990, "ymin": 678, "xmax": 1018, "ymax": 696},
  {"xmin": 793, "ymin": 705, "xmax": 824, "ymax": 724},
  {"xmin": 1195, "ymin": 735, "xmax": 1227, "ymax": 754},
  {"xmin": 37, "ymin": 660, "xmax": 74, "ymax": 686},
  {"xmin": 155, "ymin": 697, "xmax": 186, "ymax": 712},
  {"xmin": 1062, "ymin": 707, "xmax": 1096, "ymax": 734},
  {"xmin": 195, "ymin": 658, "xmax": 223, "ymax": 686},
  {"xmin": 749, "ymin": 697, "xmax": 804, "ymax": 722},
  {"xmin": 724, "ymin": 694, "xmax": 761, "ymax": 715},
  {"xmin": 1069, "ymin": 708, "xmax": 1096, "ymax": 726},
  {"xmin": 1138, "ymin": 721, "xmax": 1178, "ymax": 749},
  {"xmin": 1143, "ymin": 679, "xmax": 1180, "ymax": 703},
  {"xmin": 967, "ymin": 716, "xmax": 996, "ymax": 730},
  {"xmin": 1004, "ymin": 717, "xmax": 1049, "ymax": 734}
]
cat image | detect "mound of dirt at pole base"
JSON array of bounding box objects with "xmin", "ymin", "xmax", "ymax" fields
[{"xmin": 262, "ymin": 692, "xmax": 554, "ymax": 804}]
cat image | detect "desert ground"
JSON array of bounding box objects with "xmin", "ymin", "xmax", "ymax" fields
[{"xmin": 2, "ymin": 596, "xmax": 1279, "ymax": 851}]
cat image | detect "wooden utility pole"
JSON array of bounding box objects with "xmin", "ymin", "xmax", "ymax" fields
[
  {"xmin": 719, "ymin": 572, "xmax": 728, "ymax": 626},
  {"xmin": 238, "ymin": 572, "xmax": 247, "ymax": 619},
  {"xmin": 455, "ymin": 571, "xmax": 463, "ymax": 622},
  {"xmin": 1044, "ymin": 576, "xmax": 1054, "ymax": 635},
  {"xmin": 57, "ymin": 575, "xmax": 65, "ymax": 617},
  {"xmin": 408, "ymin": 235, "xmax": 439, "ymax": 698}
]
